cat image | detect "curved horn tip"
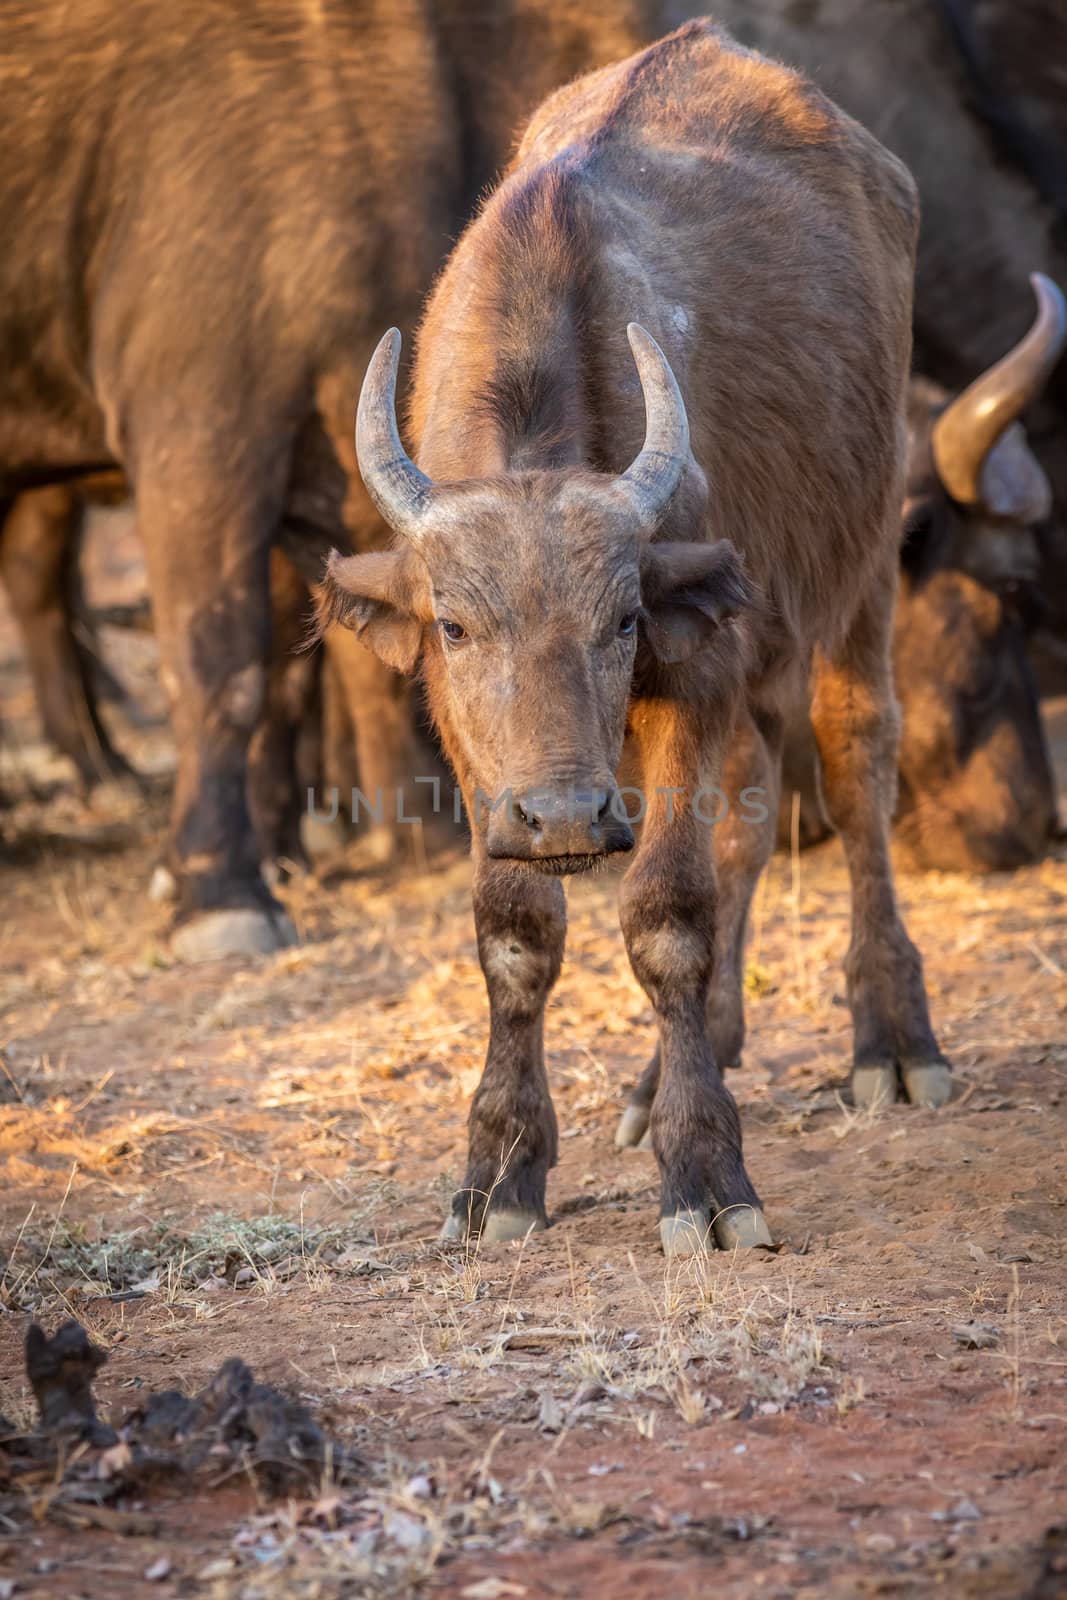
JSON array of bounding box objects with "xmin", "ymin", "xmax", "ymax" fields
[
  {"xmin": 932, "ymin": 270, "xmax": 1067, "ymax": 508},
  {"xmin": 1030, "ymin": 271, "xmax": 1067, "ymax": 339},
  {"xmin": 368, "ymin": 326, "xmax": 403, "ymax": 378},
  {"xmin": 627, "ymin": 321, "xmax": 660, "ymax": 358},
  {"xmin": 616, "ymin": 320, "xmax": 691, "ymax": 534},
  {"xmin": 355, "ymin": 326, "xmax": 432, "ymax": 539}
]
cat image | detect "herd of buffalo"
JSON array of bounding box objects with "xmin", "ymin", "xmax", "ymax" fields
[{"xmin": 1, "ymin": 2, "xmax": 1064, "ymax": 1250}]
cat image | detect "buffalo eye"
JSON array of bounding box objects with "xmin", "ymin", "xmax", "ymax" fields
[
  {"xmin": 439, "ymin": 619, "xmax": 467, "ymax": 646},
  {"xmin": 617, "ymin": 611, "xmax": 638, "ymax": 638}
]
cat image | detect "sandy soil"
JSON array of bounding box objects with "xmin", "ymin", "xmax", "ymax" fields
[{"xmin": 0, "ymin": 521, "xmax": 1065, "ymax": 1598}]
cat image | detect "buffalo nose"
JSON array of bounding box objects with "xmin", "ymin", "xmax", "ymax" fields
[
  {"xmin": 516, "ymin": 790, "xmax": 612, "ymax": 831},
  {"xmin": 486, "ymin": 785, "xmax": 635, "ymax": 863}
]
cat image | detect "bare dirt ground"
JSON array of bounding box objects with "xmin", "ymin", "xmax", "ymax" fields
[{"xmin": 1, "ymin": 520, "xmax": 1065, "ymax": 1599}]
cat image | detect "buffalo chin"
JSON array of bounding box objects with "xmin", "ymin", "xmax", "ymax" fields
[{"xmin": 508, "ymin": 847, "xmax": 633, "ymax": 877}]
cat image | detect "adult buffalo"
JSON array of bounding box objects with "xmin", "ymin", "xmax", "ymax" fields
[
  {"xmin": 323, "ymin": 21, "xmax": 950, "ymax": 1254},
  {"xmin": 0, "ymin": 0, "xmax": 467, "ymax": 958},
  {"xmin": 0, "ymin": 0, "xmax": 697, "ymax": 956},
  {"xmin": 706, "ymin": 0, "xmax": 1067, "ymax": 652},
  {"xmin": 781, "ymin": 276, "xmax": 1067, "ymax": 870}
]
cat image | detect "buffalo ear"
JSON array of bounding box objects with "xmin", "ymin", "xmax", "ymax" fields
[
  {"xmin": 314, "ymin": 549, "xmax": 430, "ymax": 674},
  {"xmin": 640, "ymin": 540, "xmax": 754, "ymax": 664}
]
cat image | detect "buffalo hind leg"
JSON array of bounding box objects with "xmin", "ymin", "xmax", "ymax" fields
[
  {"xmin": 707, "ymin": 704, "xmax": 782, "ymax": 1066},
  {"xmin": 614, "ymin": 1049, "xmax": 659, "ymax": 1150},
  {"xmin": 0, "ymin": 486, "xmax": 135, "ymax": 791},
  {"xmin": 810, "ymin": 592, "xmax": 950, "ymax": 1108},
  {"xmin": 443, "ymin": 853, "xmax": 564, "ymax": 1243},
  {"xmin": 615, "ymin": 704, "xmax": 781, "ymax": 1150},
  {"xmin": 247, "ymin": 550, "xmax": 316, "ymax": 878},
  {"xmin": 619, "ymin": 698, "xmax": 770, "ymax": 1254},
  {"xmin": 324, "ymin": 628, "xmax": 423, "ymax": 865},
  {"xmin": 135, "ymin": 448, "xmax": 295, "ymax": 962}
]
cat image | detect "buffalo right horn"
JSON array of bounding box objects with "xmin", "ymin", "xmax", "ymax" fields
[
  {"xmin": 932, "ymin": 273, "xmax": 1067, "ymax": 509},
  {"xmin": 355, "ymin": 328, "xmax": 434, "ymax": 543},
  {"xmin": 615, "ymin": 323, "xmax": 691, "ymax": 534}
]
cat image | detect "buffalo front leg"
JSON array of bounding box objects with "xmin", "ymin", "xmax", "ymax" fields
[
  {"xmin": 615, "ymin": 704, "xmax": 781, "ymax": 1150},
  {"xmin": 442, "ymin": 855, "xmax": 565, "ymax": 1244},
  {"xmin": 619, "ymin": 699, "xmax": 770, "ymax": 1254},
  {"xmin": 810, "ymin": 591, "xmax": 950, "ymax": 1109},
  {"xmin": 247, "ymin": 550, "xmax": 316, "ymax": 878},
  {"xmin": 135, "ymin": 459, "xmax": 296, "ymax": 962}
]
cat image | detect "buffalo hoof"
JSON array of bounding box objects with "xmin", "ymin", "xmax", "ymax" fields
[
  {"xmin": 660, "ymin": 1204, "xmax": 774, "ymax": 1256},
  {"xmin": 659, "ymin": 1209, "xmax": 713, "ymax": 1257},
  {"xmin": 170, "ymin": 908, "xmax": 297, "ymax": 964},
  {"xmin": 439, "ymin": 1207, "xmax": 546, "ymax": 1244},
  {"xmin": 86, "ymin": 771, "xmax": 144, "ymax": 811},
  {"xmin": 851, "ymin": 1062, "xmax": 896, "ymax": 1110},
  {"xmin": 362, "ymin": 824, "xmax": 400, "ymax": 867},
  {"xmin": 614, "ymin": 1102, "xmax": 651, "ymax": 1149},
  {"xmin": 148, "ymin": 863, "xmax": 177, "ymax": 903},
  {"xmin": 900, "ymin": 1060, "xmax": 952, "ymax": 1108},
  {"xmin": 300, "ymin": 812, "xmax": 349, "ymax": 860},
  {"xmin": 344, "ymin": 824, "xmax": 402, "ymax": 873},
  {"xmin": 713, "ymin": 1204, "xmax": 774, "ymax": 1251},
  {"xmin": 481, "ymin": 1208, "xmax": 546, "ymax": 1244}
]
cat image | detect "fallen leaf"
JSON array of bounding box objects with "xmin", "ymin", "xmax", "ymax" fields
[
  {"xmin": 951, "ymin": 1322, "xmax": 999, "ymax": 1349},
  {"xmin": 461, "ymin": 1581, "xmax": 527, "ymax": 1600},
  {"xmin": 198, "ymin": 1559, "xmax": 236, "ymax": 1580},
  {"xmin": 537, "ymin": 1388, "xmax": 564, "ymax": 1434},
  {"xmin": 383, "ymin": 1509, "xmax": 432, "ymax": 1552},
  {"xmin": 932, "ymin": 1499, "xmax": 982, "ymax": 1523},
  {"xmin": 564, "ymin": 1499, "xmax": 608, "ymax": 1534}
]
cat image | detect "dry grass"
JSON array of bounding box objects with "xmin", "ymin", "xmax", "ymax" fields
[
  {"xmin": 2, "ymin": 587, "xmax": 1065, "ymax": 1594},
  {"xmin": 0, "ymin": 1205, "xmax": 399, "ymax": 1314}
]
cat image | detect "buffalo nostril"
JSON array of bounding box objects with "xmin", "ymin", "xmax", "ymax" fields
[
  {"xmin": 515, "ymin": 798, "xmax": 542, "ymax": 830},
  {"xmin": 574, "ymin": 791, "xmax": 615, "ymax": 827}
]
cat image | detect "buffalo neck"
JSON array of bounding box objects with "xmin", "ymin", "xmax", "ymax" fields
[{"xmin": 413, "ymin": 165, "xmax": 602, "ymax": 481}]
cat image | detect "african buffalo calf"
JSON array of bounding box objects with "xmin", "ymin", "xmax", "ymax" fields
[{"xmin": 323, "ymin": 21, "xmax": 951, "ymax": 1254}]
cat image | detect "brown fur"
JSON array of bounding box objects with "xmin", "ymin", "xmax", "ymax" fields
[{"xmin": 328, "ymin": 21, "xmax": 949, "ymax": 1244}]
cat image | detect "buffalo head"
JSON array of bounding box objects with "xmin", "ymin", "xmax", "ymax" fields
[
  {"xmin": 321, "ymin": 324, "xmax": 751, "ymax": 870},
  {"xmin": 895, "ymin": 273, "xmax": 1066, "ymax": 870}
]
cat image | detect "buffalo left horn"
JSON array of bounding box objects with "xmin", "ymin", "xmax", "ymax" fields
[
  {"xmin": 616, "ymin": 323, "xmax": 691, "ymax": 533},
  {"xmin": 932, "ymin": 273, "xmax": 1067, "ymax": 509},
  {"xmin": 355, "ymin": 328, "xmax": 434, "ymax": 543}
]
